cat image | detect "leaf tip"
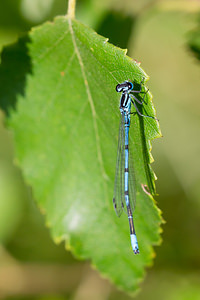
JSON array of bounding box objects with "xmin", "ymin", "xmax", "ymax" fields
[
  {"xmin": 65, "ymin": 240, "xmax": 72, "ymax": 251},
  {"xmin": 103, "ymin": 38, "xmax": 109, "ymax": 44},
  {"xmin": 53, "ymin": 236, "xmax": 63, "ymax": 245},
  {"xmin": 123, "ymin": 48, "xmax": 128, "ymax": 55},
  {"xmin": 133, "ymin": 58, "xmax": 141, "ymax": 65}
]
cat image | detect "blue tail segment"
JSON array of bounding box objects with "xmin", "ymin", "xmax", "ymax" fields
[{"xmin": 130, "ymin": 234, "xmax": 139, "ymax": 254}]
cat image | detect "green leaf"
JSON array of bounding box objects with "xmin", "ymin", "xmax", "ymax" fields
[{"xmin": 1, "ymin": 16, "xmax": 162, "ymax": 294}]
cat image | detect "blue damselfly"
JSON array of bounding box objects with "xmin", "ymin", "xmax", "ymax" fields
[{"xmin": 113, "ymin": 79, "xmax": 156, "ymax": 254}]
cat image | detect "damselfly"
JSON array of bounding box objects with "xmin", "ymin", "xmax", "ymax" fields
[{"xmin": 113, "ymin": 79, "xmax": 156, "ymax": 254}]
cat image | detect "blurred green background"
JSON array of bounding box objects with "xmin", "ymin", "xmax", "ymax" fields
[{"xmin": 0, "ymin": 0, "xmax": 200, "ymax": 299}]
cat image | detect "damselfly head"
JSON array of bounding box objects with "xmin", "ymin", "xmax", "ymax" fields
[{"xmin": 116, "ymin": 81, "xmax": 133, "ymax": 93}]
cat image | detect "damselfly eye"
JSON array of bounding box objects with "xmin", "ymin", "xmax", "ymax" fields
[
  {"xmin": 116, "ymin": 84, "xmax": 121, "ymax": 92},
  {"xmin": 116, "ymin": 81, "xmax": 133, "ymax": 92},
  {"xmin": 128, "ymin": 82, "xmax": 133, "ymax": 90}
]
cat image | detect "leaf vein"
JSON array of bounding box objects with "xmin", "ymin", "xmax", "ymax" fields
[
  {"xmin": 68, "ymin": 18, "xmax": 108, "ymax": 182},
  {"xmin": 36, "ymin": 28, "xmax": 70, "ymax": 61}
]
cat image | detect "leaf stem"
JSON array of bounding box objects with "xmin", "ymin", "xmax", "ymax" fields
[{"xmin": 67, "ymin": 0, "xmax": 76, "ymax": 19}]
